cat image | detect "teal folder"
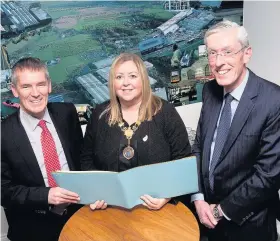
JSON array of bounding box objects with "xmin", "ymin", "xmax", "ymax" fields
[{"xmin": 52, "ymin": 156, "xmax": 198, "ymax": 209}]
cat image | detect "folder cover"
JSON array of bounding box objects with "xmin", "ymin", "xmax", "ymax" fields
[{"xmin": 52, "ymin": 156, "xmax": 198, "ymax": 209}]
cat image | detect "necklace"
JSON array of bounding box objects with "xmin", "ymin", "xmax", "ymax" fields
[{"xmin": 118, "ymin": 120, "xmax": 141, "ymax": 160}]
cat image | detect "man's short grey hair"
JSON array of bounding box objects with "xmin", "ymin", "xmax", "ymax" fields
[
  {"xmin": 204, "ymin": 20, "xmax": 250, "ymax": 48},
  {"xmin": 11, "ymin": 57, "xmax": 51, "ymax": 85}
]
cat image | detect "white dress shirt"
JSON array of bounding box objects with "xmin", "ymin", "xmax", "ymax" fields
[{"xmin": 20, "ymin": 108, "xmax": 70, "ymax": 187}]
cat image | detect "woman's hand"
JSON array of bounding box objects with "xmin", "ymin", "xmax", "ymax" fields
[
  {"xmin": 89, "ymin": 200, "xmax": 107, "ymax": 210},
  {"xmin": 140, "ymin": 194, "xmax": 171, "ymax": 210}
]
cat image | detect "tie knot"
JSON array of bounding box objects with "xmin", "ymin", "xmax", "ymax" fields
[
  {"xmin": 38, "ymin": 120, "xmax": 47, "ymax": 130},
  {"xmin": 224, "ymin": 93, "xmax": 234, "ymax": 104}
]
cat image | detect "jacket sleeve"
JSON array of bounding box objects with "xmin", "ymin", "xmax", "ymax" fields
[
  {"xmin": 191, "ymin": 84, "xmax": 208, "ymax": 195},
  {"xmin": 70, "ymin": 103, "xmax": 83, "ymax": 171},
  {"xmin": 191, "ymin": 112, "xmax": 204, "ymax": 197},
  {"xmin": 220, "ymin": 103, "xmax": 280, "ymax": 225},
  {"xmin": 1, "ymin": 140, "xmax": 50, "ymax": 210},
  {"xmin": 163, "ymin": 102, "xmax": 192, "ymax": 160}
]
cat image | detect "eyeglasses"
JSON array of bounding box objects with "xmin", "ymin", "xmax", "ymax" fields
[{"xmin": 206, "ymin": 46, "xmax": 247, "ymax": 60}]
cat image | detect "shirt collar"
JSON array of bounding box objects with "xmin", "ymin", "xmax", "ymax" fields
[
  {"xmin": 20, "ymin": 108, "xmax": 52, "ymax": 131},
  {"xmin": 224, "ymin": 68, "xmax": 249, "ymax": 101}
]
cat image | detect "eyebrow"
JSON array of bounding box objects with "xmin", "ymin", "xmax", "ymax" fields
[
  {"xmin": 20, "ymin": 80, "xmax": 47, "ymax": 86},
  {"xmin": 208, "ymin": 46, "xmax": 233, "ymax": 51},
  {"xmin": 116, "ymin": 71, "xmax": 138, "ymax": 75}
]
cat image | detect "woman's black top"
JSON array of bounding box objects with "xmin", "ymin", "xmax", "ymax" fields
[{"xmin": 80, "ymin": 99, "xmax": 191, "ymax": 172}]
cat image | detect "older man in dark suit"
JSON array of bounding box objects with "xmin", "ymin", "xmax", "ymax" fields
[
  {"xmin": 192, "ymin": 20, "xmax": 280, "ymax": 241},
  {"xmin": 1, "ymin": 57, "xmax": 83, "ymax": 241}
]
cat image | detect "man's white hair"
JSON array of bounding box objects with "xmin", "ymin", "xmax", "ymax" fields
[{"xmin": 204, "ymin": 20, "xmax": 249, "ymax": 48}]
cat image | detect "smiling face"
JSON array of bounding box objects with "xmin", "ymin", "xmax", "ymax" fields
[
  {"xmin": 206, "ymin": 27, "xmax": 252, "ymax": 92},
  {"xmin": 113, "ymin": 60, "xmax": 142, "ymax": 106},
  {"xmin": 11, "ymin": 70, "xmax": 51, "ymax": 119}
]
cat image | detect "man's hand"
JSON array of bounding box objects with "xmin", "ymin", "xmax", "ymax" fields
[
  {"xmin": 140, "ymin": 195, "xmax": 170, "ymax": 210},
  {"xmin": 194, "ymin": 200, "xmax": 218, "ymax": 229},
  {"xmin": 48, "ymin": 187, "xmax": 80, "ymax": 205},
  {"xmin": 89, "ymin": 200, "xmax": 107, "ymax": 210}
]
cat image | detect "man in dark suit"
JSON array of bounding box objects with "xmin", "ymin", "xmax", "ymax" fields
[
  {"xmin": 1, "ymin": 57, "xmax": 83, "ymax": 241},
  {"xmin": 192, "ymin": 20, "xmax": 280, "ymax": 241}
]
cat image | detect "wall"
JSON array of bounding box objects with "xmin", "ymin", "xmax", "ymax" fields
[
  {"xmin": 175, "ymin": 102, "xmax": 202, "ymax": 129},
  {"xmin": 1, "ymin": 1, "xmax": 280, "ymax": 240},
  {"xmin": 244, "ymin": 1, "xmax": 280, "ymax": 85}
]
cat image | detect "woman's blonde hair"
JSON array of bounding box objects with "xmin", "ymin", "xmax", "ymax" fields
[{"xmin": 104, "ymin": 53, "xmax": 162, "ymax": 126}]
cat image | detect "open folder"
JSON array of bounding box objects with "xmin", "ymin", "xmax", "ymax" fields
[{"xmin": 52, "ymin": 156, "xmax": 198, "ymax": 209}]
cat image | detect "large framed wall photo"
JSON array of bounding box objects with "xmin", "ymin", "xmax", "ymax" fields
[{"xmin": 1, "ymin": 1, "xmax": 243, "ymax": 120}]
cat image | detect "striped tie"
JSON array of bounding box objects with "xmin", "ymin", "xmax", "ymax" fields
[{"xmin": 209, "ymin": 93, "xmax": 234, "ymax": 191}]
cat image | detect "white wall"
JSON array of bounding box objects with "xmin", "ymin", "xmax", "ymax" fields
[
  {"xmin": 1, "ymin": 2, "xmax": 280, "ymax": 240},
  {"xmin": 244, "ymin": 1, "xmax": 280, "ymax": 85},
  {"xmin": 176, "ymin": 102, "xmax": 202, "ymax": 129}
]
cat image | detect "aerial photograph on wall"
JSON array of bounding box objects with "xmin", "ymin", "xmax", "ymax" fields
[{"xmin": 1, "ymin": 0, "xmax": 243, "ymax": 120}]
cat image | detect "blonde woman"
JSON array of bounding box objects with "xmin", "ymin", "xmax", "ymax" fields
[{"xmin": 81, "ymin": 53, "xmax": 191, "ymax": 210}]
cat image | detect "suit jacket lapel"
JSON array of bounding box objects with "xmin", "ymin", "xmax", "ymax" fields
[
  {"xmin": 48, "ymin": 104, "xmax": 75, "ymax": 171},
  {"xmin": 218, "ymin": 70, "xmax": 259, "ymax": 165},
  {"xmin": 13, "ymin": 112, "xmax": 45, "ymax": 186}
]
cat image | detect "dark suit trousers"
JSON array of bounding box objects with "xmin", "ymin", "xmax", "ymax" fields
[
  {"xmin": 200, "ymin": 218, "xmax": 278, "ymax": 241},
  {"xmin": 6, "ymin": 204, "xmax": 82, "ymax": 241}
]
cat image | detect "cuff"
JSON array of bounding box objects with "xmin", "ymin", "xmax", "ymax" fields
[
  {"xmin": 169, "ymin": 197, "xmax": 179, "ymax": 205},
  {"xmin": 191, "ymin": 193, "xmax": 204, "ymax": 202},
  {"xmin": 220, "ymin": 205, "xmax": 231, "ymax": 220}
]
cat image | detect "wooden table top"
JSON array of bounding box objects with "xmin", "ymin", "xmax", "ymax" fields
[{"xmin": 59, "ymin": 202, "xmax": 199, "ymax": 241}]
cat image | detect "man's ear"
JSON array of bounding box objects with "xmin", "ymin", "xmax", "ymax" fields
[
  {"xmin": 48, "ymin": 81, "xmax": 52, "ymax": 94},
  {"xmin": 11, "ymin": 84, "xmax": 19, "ymax": 98},
  {"xmin": 244, "ymin": 46, "xmax": 252, "ymax": 64}
]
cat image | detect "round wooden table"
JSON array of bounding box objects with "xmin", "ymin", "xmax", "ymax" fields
[{"xmin": 59, "ymin": 202, "xmax": 199, "ymax": 241}]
